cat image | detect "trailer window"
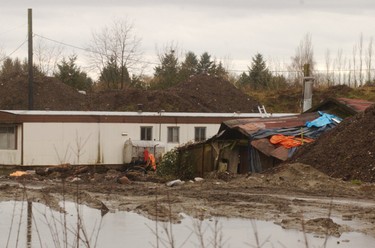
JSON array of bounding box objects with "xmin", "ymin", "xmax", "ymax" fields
[
  {"xmin": 195, "ymin": 127, "xmax": 206, "ymax": 142},
  {"xmin": 141, "ymin": 126, "xmax": 152, "ymax": 141},
  {"xmin": 0, "ymin": 125, "xmax": 16, "ymax": 150},
  {"xmin": 167, "ymin": 127, "xmax": 179, "ymax": 143}
]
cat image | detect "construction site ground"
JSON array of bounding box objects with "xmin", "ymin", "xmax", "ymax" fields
[{"xmin": 1, "ymin": 162, "xmax": 375, "ymax": 240}]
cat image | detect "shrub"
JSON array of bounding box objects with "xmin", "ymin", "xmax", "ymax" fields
[{"xmin": 157, "ymin": 148, "xmax": 195, "ymax": 180}]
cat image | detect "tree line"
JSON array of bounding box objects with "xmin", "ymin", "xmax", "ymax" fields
[{"xmin": 1, "ymin": 19, "xmax": 374, "ymax": 92}]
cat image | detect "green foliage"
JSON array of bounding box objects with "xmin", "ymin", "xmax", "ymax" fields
[
  {"xmin": 176, "ymin": 149, "xmax": 195, "ymax": 180},
  {"xmin": 237, "ymin": 53, "xmax": 287, "ymax": 90},
  {"xmin": 197, "ymin": 52, "xmax": 214, "ymax": 74},
  {"xmin": 0, "ymin": 57, "xmax": 45, "ymax": 79},
  {"xmin": 129, "ymin": 74, "xmax": 148, "ymax": 89},
  {"xmin": 157, "ymin": 148, "xmax": 195, "ymax": 180},
  {"xmin": 157, "ymin": 149, "xmax": 179, "ymax": 179},
  {"xmin": 153, "ymin": 49, "xmax": 180, "ymax": 89},
  {"xmin": 1, "ymin": 57, "xmax": 24, "ymax": 77},
  {"xmin": 178, "ymin": 51, "xmax": 198, "ymax": 82},
  {"xmin": 54, "ymin": 55, "xmax": 93, "ymax": 91},
  {"xmin": 99, "ymin": 57, "xmax": 131, "ymax": 89},
  {"xmin": 153, "ymin": 50, "xmax": 229, "ymax": 89},
  {"xmin": 249, "ymin": 53, "xmax": 272, "ymax": 89},
  {"xmin": 351, "ymin": 179, "xmax": 362, "ymax": 185}
]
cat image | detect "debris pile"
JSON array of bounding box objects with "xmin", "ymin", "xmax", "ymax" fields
[{"xmin": 7, "ymin": 164, "xmax": 163, "ymax": 184}]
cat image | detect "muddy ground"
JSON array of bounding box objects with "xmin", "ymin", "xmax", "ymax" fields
[{"xmin": 1, "ymin": 162, "xmax": 375, "ymax": 239}]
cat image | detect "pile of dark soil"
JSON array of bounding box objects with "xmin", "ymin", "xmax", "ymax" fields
[
  {"xmin": 0, "ymin": 75, "xmax": 87, "ymax": 110},
  {"xmin": 0, "ymin": 74, "xmax": 259, "ymax": 113},
  {"xmin": 291, "ymin": 104, "xmax": 375, "ymax": 182},
  {"xmin": 88, "ymin": 74, "xmax": 259, "ymax": 112},
  {"xmin": 169, "ymin": 74, "xmax": 259, "ymax": 113}
]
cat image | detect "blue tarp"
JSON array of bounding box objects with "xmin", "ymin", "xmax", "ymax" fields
[
  {"xmin": 246, "ymin": 111, "xmax": 342, "ymax": 171},
  {"xmin": 250, "ymin": 111, "xmax": 341, "ymax": 140},
  {"xmin": 306, "ymin": 111, "xmax": 342, "ymax": 128}
]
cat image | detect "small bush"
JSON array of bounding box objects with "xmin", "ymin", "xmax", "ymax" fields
[
  {"xmin": 157, "ymin": 148, "xmax": 195, "ymax": 180},
  {"xmin": 157, "ymin": 149, "xmax": 179, "ymax": 180}
]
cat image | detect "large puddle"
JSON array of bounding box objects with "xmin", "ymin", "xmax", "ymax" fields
[{"xmin": 0, "ymin": 201, "xmax": 374, "ymax": 248}]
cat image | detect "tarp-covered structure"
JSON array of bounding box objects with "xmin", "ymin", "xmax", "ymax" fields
[
  {"xmin": 183, "ymin": 97, "xmax": 374, "ymax": 177},
  {"xmin": 203, "ymin": 111, "xmax": 342, "ymax": 175}
]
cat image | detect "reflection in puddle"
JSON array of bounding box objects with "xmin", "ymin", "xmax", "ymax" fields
[{"xmin": 0, "ymin": 201, "xmax": 374, "ymax": 248}]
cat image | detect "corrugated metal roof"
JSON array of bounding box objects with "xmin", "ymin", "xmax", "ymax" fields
[
  {"xmin": 306, "ymin": 97, "xmax": 374, "ymax": 116},
  {"xmin": 221, "ymin": 112, "xmax": 319, "ymax": 137},
  {"xmin": 336, "ymin": 98, "xmax": 374, "ymax": 112}
]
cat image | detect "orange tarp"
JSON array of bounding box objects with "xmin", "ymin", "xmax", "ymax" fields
[{"xmin": 270, "ymin": 134, "xmax": 314, "ymax": 148}]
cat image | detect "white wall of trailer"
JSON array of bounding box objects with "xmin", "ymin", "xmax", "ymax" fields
[
  {"xmin": 0, "ymin": 110, "xmax": 297, "ymax": 166},
  {"xmin": 20, "ymin": 122, "xmax": 220, "ymax": 166}
]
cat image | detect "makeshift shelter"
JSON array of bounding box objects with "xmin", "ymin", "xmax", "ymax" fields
[
  {"xmin": 191, "ymin": 111, "xmax": 343, "ymax": 176},
  {"xmin": 174, "ymin": 97, "xmax": 374, "ymax": 177}
]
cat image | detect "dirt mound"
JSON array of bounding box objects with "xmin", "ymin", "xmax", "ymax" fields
[
  {"xmin": 0, "ymin": 74, "xmax": 259, "ymax": 112},
  {"xmin": 87, "ymin": 88, "xmax": 203, "ymax": 112},
  {"xmin": 169, "ymin": 74, "xmax": 259, "ymax": 113},
  {"xmin": 88, "ymin": 74, "xmax": 259, "ymax": 112},
  {"xmin": 0, "ymin": 75, "xmax": 87, "ymax": 110},
  {"xmin": 291, "ymin": 104, "xmax": 375, "ymax": 182}
]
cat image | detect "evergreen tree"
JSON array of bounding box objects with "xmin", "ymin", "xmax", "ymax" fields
[
  {"xmin": 99, "ymin": 57, "xmax": 130, "ymax": 89},
  {"xmin": 213, "ymin": 61, "xmax": 228, "ymax": 79},
  {"xmin": 0, "ymin": 58, "xmax": 25, "ymax": 78},
  {"xmin": 179, "ymin": 51, "xmax": 198, "ymax": 81},
  {"xmin": 0, "ymin": 57, "xmax": 44, "ymax": 79},
  {"xmin": 237, "ymin": 53, "xmax": 289, "ymax": 90},
  {"xmin": 197, "ymin": 52, "xmax": 214, "ymax": 74},
  {"xmin": 236, "ymin": 72, "xmax": 251, "ymax": 87},
  {"xmin": 54, "ymin": 55, "xmax": 93, "ymax": 91},
  {"xmin": 153, "ymin": 49, "xmax": 180, "ymax": 88},
  {"xmin": 247, "ymin": 53, "xmax": 272, "ymax": 90}
]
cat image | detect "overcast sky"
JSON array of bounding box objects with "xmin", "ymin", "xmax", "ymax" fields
[{"xmin": 1, "ymin": 0, "xmax": 375, "ymax": 77}]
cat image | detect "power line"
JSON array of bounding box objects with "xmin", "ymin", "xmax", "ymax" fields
[
  {"xmin": 6, "ymin": 33, "xmax": 375, "ymax": 75},
  {"xmin": 34, "ymin": 33, "xmax": 160, "ymax": 66},
  {"xmin": 0, "ymin": 36, "xmax": 28, "ymax": 63}
]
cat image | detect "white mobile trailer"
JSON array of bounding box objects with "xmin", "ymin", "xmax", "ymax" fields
[{"xmin": 0, "ymin": 110, "xmax": 296, "ymax": 166}]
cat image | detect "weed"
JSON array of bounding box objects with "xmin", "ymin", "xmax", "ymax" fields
[{"xmin": 351, "ymin": 179, "xmax": 362, "ymax": 185}]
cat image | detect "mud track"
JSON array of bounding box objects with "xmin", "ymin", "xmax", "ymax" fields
[{"xmin": 1, "ymin": 163, "xmax": 375, "ymax": 238}]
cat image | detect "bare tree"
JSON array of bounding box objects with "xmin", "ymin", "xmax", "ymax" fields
[
  {"xmin": 352, "ymin": 44, "xmax": 357, "ymax": 87},
  {"xmin": 87, "ymin": 18, "xmax": 143, "ymax": 89},
  {"xmin": 347, "ymin": 60, "xmax": 352, "ymax": 86},
  {"xmin": 325, "ymin": 49, "xmax": 332, "ymax": 86},
  {"xmin": 289, "ymin": 33, "xmax": 315, "ymax": 84},
  {"xmin": 335, "ymin": 48, "xmax": 343, "ymax": 85},
  {"xmin": 365, "ymin": 37, "xmax": 373, "ymax": 83},
  {"xmin": 34, "ymin": 36, "xmax": 64, "ymax": 76},
  {"xmin": 358, "ymin": 33, "xmax": 364, "ymax": 86}
]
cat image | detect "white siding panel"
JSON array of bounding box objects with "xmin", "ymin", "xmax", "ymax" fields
[
  {"xmin": 19, "ymin": 122, "xmax": 221, "ymax": 166},
  {"xmin": 23, "ymin": 123, "xmax": 99, "ymax": 166},
  {"xmin": 98, "ymin": 123, "xmax": 139, "ymax": 164}
]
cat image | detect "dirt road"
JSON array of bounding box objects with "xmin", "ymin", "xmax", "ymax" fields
[{"xmin": 1, "ymin": 163, "xmax": 375, "ymax": 238}]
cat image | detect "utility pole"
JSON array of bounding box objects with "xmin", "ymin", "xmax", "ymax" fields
[{"xmin": 28, "ymin": 8, "xmax": 34, "ymax": 110}]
